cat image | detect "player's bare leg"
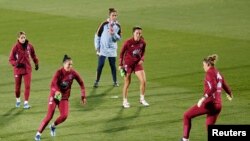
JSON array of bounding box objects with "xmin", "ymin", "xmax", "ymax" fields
[
  {"xmin": 135, "ymin": 70, "xmax": 149, "ymax": 106},
  {"xmin": 122, "ymin": 73, "xmax": 131, "ymax": 108}
]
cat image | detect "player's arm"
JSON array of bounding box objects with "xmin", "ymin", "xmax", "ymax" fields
[
  {"xmin": 51, "ymin": 70, "xmax": 61, "ymax": 93},
  {"xmin": 29, "ymin": 44, "xmax": 39, "ymax": 70},
  {"xmin": 204, "ymin": 72, "xmax": 217, "ymax": 98},
  {"xmin": 94, "ymin": 22, "xmax": 106, "ymax": 52},
  {"xmin": 112, "ymin": 24, "xmax": 121, "ymax": 42},
  {"xmin": 138, "ymin": 43, "xmax": 146, "ymax": 65},
  {"xmin": 222, "ymin": 76, "xmax": 233, "ymax": 101},
  {"xmin": 9, "ymin": 46, "xmax": 18, "ymax": 67},
  {"xmin": 119, "ymin": 41, "xmax": 128, "ymax": 68},
  {"xmin": 74, "ymin": 71, "xmax": 87, "ymax": 105},
  {"xmin": 197, "ymin": 72, "xmax": 216, "ymax": 107},
  {"xmin": 50, "ymin": 70, "xmax": 63, "ymax": 101}
]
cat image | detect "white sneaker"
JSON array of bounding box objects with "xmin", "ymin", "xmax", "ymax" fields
[
  {"xmin": 123, "ymin": 101, "xmax": 130, "ymax": 108},
  {"xmin": 181, "ymin": 138, "xmax": 189, "ymax": 141},
  {"xmin": 140, "ymin": 99, "xmax": 149, "ymax": 106},
  {"xmin": 49, "ymin": 125, "xmax": 56, "ymax": 137},
  {"xmin": 34, "ymin": 134, "xmax": 41, "ymax": 141},
  {"xmin": 23, "ymin": 103, "xmax": 31, "ymax": 109}
]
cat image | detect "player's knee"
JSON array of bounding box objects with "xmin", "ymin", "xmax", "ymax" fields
[
  {"xmin": 97, "ymin": 65, "xmax": 104, "ymax": 71},
  {"xmin": 25, "ymin": 85, "xmax": 30, "ymax": 90},
  {"xmin": 15, "ymin": 85, "xmax": 21, "ymax": 90},
  {"xmin": 184, "ymin": 112, "xmax": 190, "ymax": 119},
  {"xmin": 60, "ymin": 114, "xmax": 68, "ymax": 121},
  {"xmin": 45, "ymin": 115, "xmax": 53, "ymax": 122},
  {"xmin": 124, "ymin": 80, "xmax": 131, "ymax": 87},
  {"xmin": 110, "ymin": 63, "xmax": 116, "ymax": 69},
  {"xmin": 15, "ymin": 90, "xmax": 20, "ymax": 94},
  {"xmin": 140, "ymin": 80, "xmax": 146, "ymax": 86}
]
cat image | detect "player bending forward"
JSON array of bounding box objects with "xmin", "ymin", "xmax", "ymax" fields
[{"xmin": 34, "ymin": 55, "xmax": 87, "ymax": 141}]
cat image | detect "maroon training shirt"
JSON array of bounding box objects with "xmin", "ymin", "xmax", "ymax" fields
[
  {"xmin": 9, "ymin": 41, "xmax": 39, "ymax": 75},
  {"xmin": 119, "ymin": 37, "xmax": 146, "ymax": 66},
  {"xmin": 204, "ymin": 67, "xmax": 232, "ymax": 104},
  {"xmin": 50, "ymin": 67, "xmax": 86, "ymax": 100}
]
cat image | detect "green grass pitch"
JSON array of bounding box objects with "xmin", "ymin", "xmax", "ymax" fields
[{"xmin": 0, "ymin": 0, "xmax": 250, "ymax": 141}]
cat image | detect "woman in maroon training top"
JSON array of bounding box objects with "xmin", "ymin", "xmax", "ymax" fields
[
  {"xmin": 34, "ymin": 55, "xmax": 87, "ymax": 141},
  {"xmin": 181, "ymin": 54, "xmax": 233, "ymax": 141},
  {"xmin": 119, "ymin": 26, "xmax": 149, "ymax": 108},
  {"xmin": 9, "ymin": 31, "xmax": 39, "ymax": 109}
]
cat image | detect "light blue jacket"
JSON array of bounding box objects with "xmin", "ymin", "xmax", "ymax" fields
[{"xmin": 94, "ymin": 19, "xmax": 121, "ymax": 57}]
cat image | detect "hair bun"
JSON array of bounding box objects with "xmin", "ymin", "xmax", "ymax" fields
[
  {"xmin": 63, "ymin": 54, "xmax": 71, "ymax": 63},
  {"xmin": 109, "ymin": 8, "xmax": 114, "ymax": 11},
  {"xmin": 109, "ymin": 8, "xmax": 117, "ymax": 14},
  {"xmin": 211, "ymin": 54, "xmax": 218, "ymax": 61},
  {"xmin": 205, "ymin": 54, "xmax": 218, "ymax": 66}
]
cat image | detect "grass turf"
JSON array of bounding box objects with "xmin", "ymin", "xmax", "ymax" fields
[{"xmin": 0, "ymin": 0, "xmax": 250, "ymax": 141}]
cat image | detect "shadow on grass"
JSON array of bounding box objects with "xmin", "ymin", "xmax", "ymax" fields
[
  {"xmin": 103, "ymin": 107, "xmax": 142, "ymax": 133},
  {"xmin": 0, "ymin": 76, "xmax": 51, "ymax": 87},
  {"xmin": 0, "ymin": 107, "xmax": 23, "ymax": 128},
  {"xmin": 0, "ymin": 128, "xmax": 37, "ymax": 141},
  {"xmin": 0, "ymin": 76, "xmax": 51, "ymax": 94},
  {"xmin": 84, "ymin": 86, "xmax": 114, "ymax": 111}
]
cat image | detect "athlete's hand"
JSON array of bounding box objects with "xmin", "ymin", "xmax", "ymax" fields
[
  {"xmin": 54, "ymin": 91, "xmax": 62, "ymax": 101},
  {"xmin": 118, "ymin": 66, "xmax": 123, "ymax": 70},
  {"xmin": 109, "ymin": 24, "xmax": 114, "ymax": 35},
  {"xmin": 16, "ymin": 63, "xmax": 25, "ymax": 68},
  {"xmin": 197, "ymin": 97, "xmax": 206, "ymax": 107},
  {"xmin": 226, "ymin": 94, "xmax": 233, "ymax": 101},
  {"xmin": 35, "ymin": 64, "xmax": 39, "ymax": 71},
  {"xmin": 96, "ymin": 49, "xmax": 100, "ymax": 56},
  {"xmin": 138, "ymin": 60, "xmax": 144, "ymax": 65},
  {"xmin": 81, "ymin": 96, "xmax": 87, "ymax": 105}
]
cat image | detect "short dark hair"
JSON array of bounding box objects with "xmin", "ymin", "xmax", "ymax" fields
[{"xmin": 132, "ymin": 26, "xmax": 142, "ymax": 33}]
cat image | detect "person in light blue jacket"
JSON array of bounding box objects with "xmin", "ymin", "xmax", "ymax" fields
[{"xmin": 93, "ymin": 8, "xmax": 121, "ymax": 88}]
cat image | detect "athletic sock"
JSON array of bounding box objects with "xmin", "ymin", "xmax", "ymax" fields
[
  {"xmin": 182, "ymin": 138, "xmax": 189, "ymax": 141},
  {"xmin": 123, "ymin": 98, "xmax": 128, "ymax": 103},
  {"xmin": 16, "ymin": 98, "xmax": 21, "ymax": 102},
  {"xmin": 140, "ymin": 94, "xmax": 145, "ymax": 101},
  {"xmin": 24, "ymin": 101, "xmax": 28, "ymax": 105},
  {"xmin": 36, "ymin": 132, "xmax": 41, "ymax": 136}
]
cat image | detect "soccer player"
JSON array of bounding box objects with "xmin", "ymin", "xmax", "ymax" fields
[
  {"xmin": 119, "ymin": 26, "xmax": 149, "ymax": 108},
  {"xmin": 9, "ymin": 31, "xmax": 39, "ymax": 109},
  {"xmin": 181, "ymin": 54, "xmax": 233, "ymax": 141},
  {"xmin": 93, "ymin": 8, "xmax": 122, "ymax": 88},
  {"xmin": 34, "ymin": 55, "xmax": 87, "ymax": 141}
]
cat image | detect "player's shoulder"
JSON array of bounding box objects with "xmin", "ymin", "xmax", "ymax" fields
[
  {"xmin": 28, "ymin": 42, "xmax": 34, "ymax": 47},
  {"xmin": 115, "ymin": 22, "xmax": 121, "ymax": 28},
  {"xmin": 56, "ymin": 67, "xmax": 64, "ymax": 74},
  {"xmin": 126, "ymin": 38, "xmax": 134, "ymax": 43},
  {"xmin": 12, "ymin": 41, "xmax": 20, "ymax": 48},
  {"xmin": 71, "ymin": 69, "xmax": 79, "ymax": 75},
  {"xmin": 206, "ymin": 67, "xmax": 217, "ymax": 76},
  {"xmin": 123, "ymin": 38, "xmax": 133, "ymax": 46},
  {"xmin": 140, "ymin": 38, "xmax": 146, "ymax": 44},
  {"xmin": 99, "ymin": 21, "xmax": 109, "ymax": 27}
]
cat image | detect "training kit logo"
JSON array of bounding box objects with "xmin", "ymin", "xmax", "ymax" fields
[{"xmin": 208, "ymin": 125, "xmax": 250, "ymax": 141}]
